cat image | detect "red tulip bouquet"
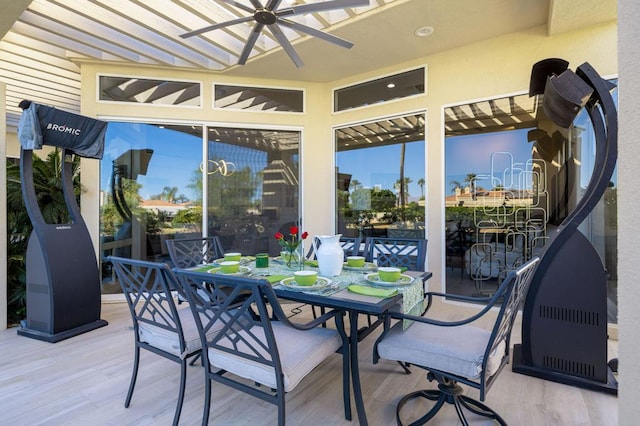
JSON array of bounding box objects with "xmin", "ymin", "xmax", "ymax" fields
[{"xmin": 275, "ymin": 226, "xmax": 308, "ymax": 268}]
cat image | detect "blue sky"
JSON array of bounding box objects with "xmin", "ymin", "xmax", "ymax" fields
[
  {"xmin": 102, "ymin": 123, "xmax": 552, "ymax": 202},
  {"xmin": 445, "ymin": 128, "xmax": 534, "ymax": 193},
  {"xmin": 336, "ymin": 142, "xmax": 425, "ymax": 198},
  {"xmin": 102, "ymin": 123, "xmax": 202, "ymax": 200}
]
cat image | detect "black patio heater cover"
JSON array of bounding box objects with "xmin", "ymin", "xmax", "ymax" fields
[
  {"xmin": 16, "ymin": 101, "xmax": 109, "ymax": 342},
  {"xmin": 512, "ymin": 60, "xmax": 618, "ymax": 394}
]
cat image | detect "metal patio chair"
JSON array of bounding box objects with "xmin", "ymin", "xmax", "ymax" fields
[
  {"xmin": 107, "ymin": 256, "xmax": 204, "ymax": 426},
  {"xmin": 173, "ymin": 269, "xmax": 351, "ymax": 426},
  {"xmin": 165, "ymin": 236, "xmax": 225, "ymax": 269},
  {"xmin": 363, "ymin": 236, "xmax": 428, "ymax": 272},
  {"xmin": 373, "ymin": 257, "xmax": 539, "ymax": 425}
]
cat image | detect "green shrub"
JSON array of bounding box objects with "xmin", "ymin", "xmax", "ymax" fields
[{"xmin": 5, "ymin": 150, "xmax": 81, "ymax": 326}]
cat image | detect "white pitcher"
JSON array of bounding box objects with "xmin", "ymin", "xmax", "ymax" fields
[{"xmin": 313, "ymin": 234, "xmax": 344, "ymax": 277}]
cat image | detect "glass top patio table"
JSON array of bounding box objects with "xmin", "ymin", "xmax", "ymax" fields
[
  {"xmin": 190, "ymin": 257, "xmax": 432, "ymax": 426},
  {"xmin": 236, "ymin": 259, "xmax": 424, "ymax": 315}
]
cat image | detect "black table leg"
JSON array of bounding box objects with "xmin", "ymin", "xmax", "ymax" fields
[{"xmin": 349, "ymin": 310, "xmax": 368, "ymax": 426}]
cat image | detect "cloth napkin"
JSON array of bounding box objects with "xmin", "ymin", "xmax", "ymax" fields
[
  {"xmin": 193, "ymin": 265, "xmax": 217, "ymax": 273},
  {"xmin": 304, "ymin": 260, "xmax": 319, "ymax": 267},
  {"xmin": 263, "ymin": 275, "xmax": 289, "ymax": 284},
  {"xmin": 347, "ymin": 285, "xmax": 398, "ymax": 298}
]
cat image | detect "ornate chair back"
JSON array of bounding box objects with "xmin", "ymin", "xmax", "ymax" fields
[
  {"xmin": 373, "ymin": 257, "xmax": 539, "ymax": 425},
  {"xmin": 173, "ymin": 270, "xmax": 350, "ymax": 426},
  {"xmin": 165, "ymin": 236, "xmax": 225, "ymax": 269},
  {"xmin": 107, "ymin": 256, "xmax": 200, "ymax": 425},
  {"xmin": 364, "ymin": 236, "xmax": 427, "ymax": 271}
]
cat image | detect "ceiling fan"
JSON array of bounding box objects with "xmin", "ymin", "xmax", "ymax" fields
[{"xmin": 180, "ymin": 0, "xmax": 370, "ymax": 68}]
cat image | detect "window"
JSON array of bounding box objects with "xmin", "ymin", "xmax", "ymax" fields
[
  {"xmin": 99, "ymin": 122, "xmax": 203, "ymax": 293},
  {"xmin": 335, "ymin": 112, "xmax": 426, "ymax": 238},
  {"xmin": 99, "ymin": 122, "xmax": 301, "ymax": 294},
  {"xmin": 214, "ymin": 84, "xmax": 304, "ymax": 112},
  {"xmin": 443, "ymin": 88, "xmax": 618, "ymax": 323},
  {"xmin": 444, "ymin": 94, "xmax": 545, "ymax": 298},
  {"xmin": 333, "ymin": 68, "xmax": 425, "ymax": 112},
  {"xmin": 99, "ymin": 75, "xmax": 201, "ymax": 107},
  {"xmin": 206, "ymin": 127, "xmax": 300, "ymax": 255}
]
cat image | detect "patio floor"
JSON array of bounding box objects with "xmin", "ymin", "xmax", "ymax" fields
[{"xmin": 0, "ymin": 301, "xmax": 618, "ymax": 425}]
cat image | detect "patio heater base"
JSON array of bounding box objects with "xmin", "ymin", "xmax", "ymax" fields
[
  {"xmin": 512, "ymin": 344, "xmax": 618, "ymax": 395},
  {"xmin": 17, "ymin": 319, "xmax": 108, "ymax": 343}
]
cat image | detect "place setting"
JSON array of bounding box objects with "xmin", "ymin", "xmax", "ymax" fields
[
  {"xmin": 342, "ymin": 256, "xmax": 377, "ymax": 272},
  {"xmin": 364, "ymin": 266, "xmax": 415, "ymax": 287},
  {"xmin": 193, "ymin": 252, "xmax": 254, "ymax": 275},
  {"xmin": 211, "ymin": 252, "xmax": 255, "ymax": 265},
  {"xmin": 204, "ymin": 261, "xmax": 252, "ymax": 276},
  {"xmin": 279, "ymin": 270, "xmax": 336, "ymax": 294}
]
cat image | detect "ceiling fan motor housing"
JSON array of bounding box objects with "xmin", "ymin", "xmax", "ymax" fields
[{"xmin": 254, "ymin": 9, "xmax": 277, "ymax": 25}]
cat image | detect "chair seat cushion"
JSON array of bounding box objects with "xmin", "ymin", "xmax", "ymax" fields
[
  {"xmin": 208, "ymin": 322, "xmax": 342, "ymax": 392},
  {"xmin": 377, "ymin": 321, "xmax": 505, "ymax": 380},
  {"xmin": 138, "ymin": 305, "xmax": 215, "ymax": 357}
]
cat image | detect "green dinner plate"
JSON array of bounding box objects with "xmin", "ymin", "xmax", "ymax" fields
[
  {"xmin": 280, "ymin": 276, "xmax": 332, "ymax": 291},
  {"xmin": 206, "ymin": 265, "xmax": 252, "ymax": 275},
  {"xmin": 364, "ymin": 272, "xmax": 414, "ymax": 287},
  {"xmin": 342, "ymin": 262, "xmax": 377, "ymax": 271}
]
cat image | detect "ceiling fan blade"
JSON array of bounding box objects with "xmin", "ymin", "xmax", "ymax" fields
[
  {"xmin": 247, "ymin": 0, "xmax": 265, "ymax": 8},
  {"xmin": 265, "ymin": 0, "xmax": 284, "ymax": 10},
  {"xmin": 218, "ymin": 0, "xmax": 257, "ymax": 15},
  {"xmin": 278, "ymin": 19, "xmax": 354, "ymax": 49},
  {"xmin": 267, "ymin": 24, "xmax": 304, "ymax": 68},
  {"xmin": 279, "ymin": 0, "xmax": 370, "ymax": 17},
  {"xmin": 181, "ymin": 16, "xmax": 254, "ymax": 38},
  {"xmin": 238, "ymin": 23, "xmax": 264, "ymax": 65}
]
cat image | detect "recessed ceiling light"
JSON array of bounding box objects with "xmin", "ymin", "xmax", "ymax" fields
[
  {"xmin": 387, "ymin": 83, "xmax": 396, "ymax": 89},
  {"xmin": 414, "ymin": 26, "xmax": 434, "ymax": 37}
]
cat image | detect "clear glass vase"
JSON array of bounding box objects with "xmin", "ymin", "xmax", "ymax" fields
[{"xmin": 282, "ymin": 246, "xmax": 304, "ymax": 270}]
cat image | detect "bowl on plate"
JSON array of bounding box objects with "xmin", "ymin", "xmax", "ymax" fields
[
  {"xmin": 346, "ymin": 256, "xmax": 365, "ymax": 268},
  {"xmin": 378, "ymin": 267, "xmax": 401, "ymax": 282},
  {"xmin": 219, "ymin": 260, "xmax": 240, "ymax": 274},
  {"xmin": 224, "ymin": 252, "xmax": 242, "ymax": 262},
  {"xmin": 293, "ymin": 270, "xmax": 318, "ymax": 286}
]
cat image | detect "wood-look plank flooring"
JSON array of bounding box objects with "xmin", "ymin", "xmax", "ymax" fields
[{"xmin": 0, "ymin": 301, "xmax": 618, "ymax": 425}]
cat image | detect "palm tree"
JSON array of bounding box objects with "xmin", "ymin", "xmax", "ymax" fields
[
  {"xmin": 450, "ymin": 180, "xmax": 462, "ymax": 194},
  {"xmin": 464, "ymin": 173, "xmax": 477, "ymax": 193},
  {"xmin": 465, "ymin": 173, "xmax": 478, "ymax": 200},
  {"xmin": 418, "ymin": 178, "xmax": 425, "ymax": 199},
  {"xmin": 349, "ymin": 179, "xmax": 362, "ymax": 191},
  {"xmin": 399, "ymin": 143, "xmax": 406, "ymax": 208},
  {"xmin": 394, "ymin": 177, "xmax": 412, "ymax": 207},
  {"xmin": 161, "ymin": 186, "xmax": 178, "ymax": 203}
]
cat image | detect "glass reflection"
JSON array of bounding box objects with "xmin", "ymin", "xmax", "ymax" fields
[
  {"xmin": 99, "ymin": 123, "xmax": 203, "ymax": 294},
  {"xmin": 206, "ymin": 127, "xmax": 300, "ymax": 256},
  {"xmin": 335, "ymin": 113, "xmax": 426, "ymax": 238},
  {"xmin": 443, "ymin": 86, "xmax": 618, "ymax": 323}
]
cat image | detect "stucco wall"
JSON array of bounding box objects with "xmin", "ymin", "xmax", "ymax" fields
[
  {"xmin": 73, "ymin": 23, "xmax": 618, "ymax": 297},
  {"xmin": 617, "ymin": 0, "xmax": 640, "ymax": 423},
  {"xmin": 329, "ymin": 23, "xmax": 617, "ymax": 292}
]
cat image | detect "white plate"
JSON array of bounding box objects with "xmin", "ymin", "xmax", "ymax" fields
[
  {"xmin": 364, "ymin": 272, "xmax": 414, "ymax": 287},
  {"xmin": 342, "ymin": 262, "xmax": 377, "ymax": 271},
  {"xmin": 206, "ymin": 265, "xmax": 252, "ymax": 275},
  {"xmin": 280, "ymin": 276, "xmax": 332, "ymax": 292}
]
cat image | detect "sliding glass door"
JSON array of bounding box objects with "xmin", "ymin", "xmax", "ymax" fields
[
  {"xmin": 205, "ymin": 127, "xmax": 300, "ymax": 256},
  {"xmin": 335, "ymin": 112, "xmax": 426, "ymax": 239},
  {"xmin": 99, "ymin": 122, "xmax": 300, "ymax": 294}
]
